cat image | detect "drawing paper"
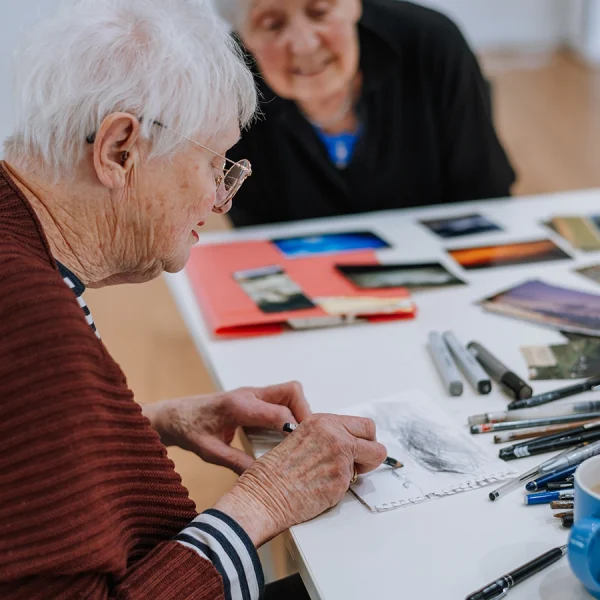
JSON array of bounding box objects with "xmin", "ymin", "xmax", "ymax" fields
[{"xmin": 247, "ymin": 390, "xmax": 515, "ymax": 512}]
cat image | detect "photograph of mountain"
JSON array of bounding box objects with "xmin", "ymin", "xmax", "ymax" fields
[{"xmin": 479, "ymin": 279, "xmax": 600, "ymax": 336}]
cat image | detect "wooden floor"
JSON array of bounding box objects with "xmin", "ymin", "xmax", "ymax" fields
[
  {"xmin": 484, "ymin": 51, "xmax": 600, "ymax": 195},
  {"xmin": 84, "ymin": 49, "xmax": 600, "ymax": 577}
]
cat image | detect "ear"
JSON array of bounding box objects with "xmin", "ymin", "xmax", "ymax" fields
[
  {"xmin": 93, "ymin": 112, "xmax": 141, "ymax": 189},
  {"xmin": 350, "ymin": 0, "xmax": 363, "ymax": 24}
]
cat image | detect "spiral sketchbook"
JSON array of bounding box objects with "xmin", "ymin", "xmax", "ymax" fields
[{"xmin": 247, "ymin": 390, "xmax": 516, "ymax": 512}]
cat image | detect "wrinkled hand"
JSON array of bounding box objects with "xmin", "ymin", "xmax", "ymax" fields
[
  {"xmin": 146, "ymin": 382, "xmax": 311, "ymax": 474},
  {"xmin": 214, "ymin": 414, "xmax": 387, "ymax": 547}
]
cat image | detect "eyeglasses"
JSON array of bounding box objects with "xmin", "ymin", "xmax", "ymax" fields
[
  {"xmin": 86, "ymin": 120, "xmax": 252, "ymax": 212},
  {"xmin": 158, "ymin": 125, "xmax": 252, "ymax": 211}
]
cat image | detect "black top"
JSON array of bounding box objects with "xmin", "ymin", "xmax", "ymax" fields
[{"xmin": 227, "ymin": 0, "xmax": 516, "ymax": 227}]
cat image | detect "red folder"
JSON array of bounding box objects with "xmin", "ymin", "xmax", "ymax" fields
[{"xmin": 186, "ymin": 240, "xmax": 416, "ymax": 338}]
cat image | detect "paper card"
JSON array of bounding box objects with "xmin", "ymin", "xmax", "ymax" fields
[
  {"xmin": 449, "ymin": 239, "xmax": 571, "ymax": 271},
  {"xmin": 272, "ymin": 231, "xmax": 390, "ymax": 259},
  {"xmin": 335, "ymin": 262, "xmax": 465, "ymax": 290},
  {"xmin": 420, "ymin": 213, "xmax": 502, "ymax": 239}
]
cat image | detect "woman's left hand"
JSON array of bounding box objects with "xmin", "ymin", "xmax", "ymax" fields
[{"xmin": 144, "ymin": 382, "xmax": 312, "ymax": 474}]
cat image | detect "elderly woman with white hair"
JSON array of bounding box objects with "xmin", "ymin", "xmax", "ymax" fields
[
  {"xmin": 214, "ymin": 0, "xmax": 516, "ymax": 227},
  {"xmin": 0, "ymin": 1, "xmax": 388, "ymax": 598}
]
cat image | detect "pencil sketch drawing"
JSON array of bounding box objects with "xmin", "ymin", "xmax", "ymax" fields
[
  {"xmin": 361, "ymin": 400, "xmax": 486, "ymax": 475},
  {"xmin": 348, "ymin": 390, "xmax": 516, "ymax": 511},
  {"xmin": 247, "ymin": 390, "xmax": 516, "ymax": 512}
]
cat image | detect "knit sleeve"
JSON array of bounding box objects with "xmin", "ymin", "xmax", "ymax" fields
[{"xmin": 0, "ymin": 259, "xmax": 236, "ymax": 600}]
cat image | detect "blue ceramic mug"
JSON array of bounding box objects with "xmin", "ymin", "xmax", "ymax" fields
[{"xmin": 569, "ymin": 455, "xmax": 600, "ymax": 598}]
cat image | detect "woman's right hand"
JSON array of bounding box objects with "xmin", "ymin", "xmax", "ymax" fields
[{"xmin": 213, "ymin": 414, "xmax": 387, "ymax": 547}]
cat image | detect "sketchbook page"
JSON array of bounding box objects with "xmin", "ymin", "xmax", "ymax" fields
[
  {"xmin": 245, "ymin": 389, "xmax": 516, "ymax": 513},
  {"xmin": 245, "ymin": 429, "xmax": 284, "ymax": 459},
  {"xmin": 346, "ymin": 390, "xmax": 517, "ymax": 512}
]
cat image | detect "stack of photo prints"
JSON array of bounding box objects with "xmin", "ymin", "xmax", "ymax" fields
[{"xmin": 185, "ymin": 209, "xmax": 600, "ymax": 339}]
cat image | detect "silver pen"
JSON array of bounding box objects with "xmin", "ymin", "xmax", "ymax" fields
[
  {"xmin": 468, "ymin": 401, "xmax": 600, "ymax": 426},
  {"xmin": 428, "ymin": 331, "xmax": 463, "ymax": 396},
  {"xmin": 489, "ymin": 447, "xmax": 577, "ymax": 501},
  {"xmin": 539, "ymin": 440, "xmax": 600, "ymax": 475},
  {"xmin": 470, "ymin": 412, "xmax": 600, "ymax": 434},
  {"xmin": 443, "ymin": 331, "xmax": 491, "ymax": 394}
]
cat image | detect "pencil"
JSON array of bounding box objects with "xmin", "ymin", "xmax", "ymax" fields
[
  {"xmin": 493, "ymin": 421, "xmax": 592, "ymax": 444},
  {"xmin": 562, "ymin": 514, "xmax": 574, "ymax": 528},
  {"xmin": 550, "ymin": 500, "xmax": 574, "ymax": 510},
  {"xmin": 283, "ymin": 423, "xmax": 403, "ymax": 469},
  {"xmin": 553, "ymin": 511, "xmax": 573, "ymax": 519}
]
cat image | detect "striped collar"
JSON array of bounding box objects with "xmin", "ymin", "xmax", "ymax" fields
[
  {"xmin": 57, "ymin": 261, "xmax": 86, "ymax": 295},
  {"xmin": 57, "ymin": 261, "xmax": 100, "ymax": 339}
]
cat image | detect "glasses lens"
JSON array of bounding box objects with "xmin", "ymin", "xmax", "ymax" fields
[
  {"xmin": 215, "ymin": 160, "xmax": 251, "ymax": 207},
  {"xmin": 224, "ymin": 160, "xmax": 251, "ymax": 190}
]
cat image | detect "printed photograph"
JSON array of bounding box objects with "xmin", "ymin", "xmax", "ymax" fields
[
  {"xmin": 272, "ymin": 230, "xmax": 390, "ymax": 258},
  {"xmin": 420, "ymin": 213, "xmax": 502, "ymax": 239},
  {"xmin": 521, "ymin": 338, "xmax": 600, "ymax": 380},
  {"xmin": 590, "ymin": 215, "xmax": 600, "ymax": 231},
  {"xmin": 449, "ymin": 239, "xmax": 571, "ymax": 270},
  {"xmin": 480, "ymin": 279, "xmax": 600, "ymax": 337},
  {"xmin": 551, "ymin": 216, "xmax": 600, "ymax": 251},
  {"xmin": 336, "ymin": 262, "xmax": 465, "ymax": 290},
  {"xmin": 233, "ymin": 265, "xmax": 315, "ymax": 314},
  {"xmin": 315, "ymin": 296, "xmax": 415, "ymax": 316},
  {"xmin": 576, "ymin": 263, "xmax": 600, "ymax": 284}
]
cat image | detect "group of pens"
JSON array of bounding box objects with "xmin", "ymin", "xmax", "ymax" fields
[
  {"xmin": 471, "ymin": 406, "xmax": 600, "ymax": 530},
  {"xmin": 429, "ymin": 329, "xmax": 600, "ymax": 528},
  {"xmin": 429, "ymin": 331, "xmax": 600, "ymax": 599},
  {"xmin": 429, "ymin": 331, "xmax": 600, "ymax": 527}
]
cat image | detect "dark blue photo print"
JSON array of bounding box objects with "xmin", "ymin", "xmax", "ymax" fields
[
  {"xmin": 420, "ymin": 213, "xmax": 503, "ymax": 239},
  {"xmin": 272, "ymin": 231, "xmax": 391, "ymax": 258}
]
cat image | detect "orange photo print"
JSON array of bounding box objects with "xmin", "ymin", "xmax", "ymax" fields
[{"xmin": 448, "ymin": 239, "xmax": 571, "ymax": 270}]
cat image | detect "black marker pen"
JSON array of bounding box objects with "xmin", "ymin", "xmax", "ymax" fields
[
  {"xmin": 465, "ymin": 545, "xmax": 567, "ymax": 599},
  {"xmin": 507, "ymin": 375, "xmax": 600, "ymax": 411},
  {"xmin": 468, "ymin": 341, "xmax": 532, "ymax": 401}
]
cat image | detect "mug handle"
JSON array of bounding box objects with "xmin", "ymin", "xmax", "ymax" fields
[{"xmin": 569, "ymin": 517, "xmax": 600, "ymax": 592}]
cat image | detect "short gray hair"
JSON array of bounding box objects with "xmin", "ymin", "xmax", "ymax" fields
[{"xmin": 5, "ymin": 0, "xmax": 257, "ymax": 176}]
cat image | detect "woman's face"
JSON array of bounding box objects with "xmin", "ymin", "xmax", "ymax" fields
[
  {"xmin": 241, "ymin": 0, "xmax": 362, "ymax": 104},
  {"xmin": 125, "ymin": 126, "xmax": 240, "ymax": 278}
]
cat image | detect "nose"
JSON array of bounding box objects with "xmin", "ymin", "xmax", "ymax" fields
[
  {"xmin": 285, "ymin": 16, "xmax": 320, "ymax": 55},
  {"xmin": 212, "ymin": 199, "xmax": 232, "ymax": 215}
]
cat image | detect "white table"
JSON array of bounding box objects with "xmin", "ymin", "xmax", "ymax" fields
[{"xmin": 166, "ymin": 191, "xmax": 600, "ymax": 600}]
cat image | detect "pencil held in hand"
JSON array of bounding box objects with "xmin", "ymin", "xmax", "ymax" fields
[{"xmin": 283, "ymin": 423, "xmax": 403, "ymax": 469}]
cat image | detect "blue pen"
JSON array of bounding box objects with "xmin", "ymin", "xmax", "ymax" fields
[
  {"xmin": 524, "ymin": 490, "xmax": 574, "ymax": 505},
  {"xmin": 525, "ymin": 464, "xmax": 579, "ymax": 491}
]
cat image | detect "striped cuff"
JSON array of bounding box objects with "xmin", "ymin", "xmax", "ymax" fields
[{"xmin": 175, "ymin": 509, "xmax": 265, "ymax": 600}]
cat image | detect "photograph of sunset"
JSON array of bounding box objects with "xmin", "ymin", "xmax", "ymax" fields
[{"xmin": 448, "ymin": 239, "xmax": 571, "ymax": 270}]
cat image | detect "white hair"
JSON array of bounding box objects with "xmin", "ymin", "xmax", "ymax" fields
[{"xmin": 5, "ymin": 0, "xmax": 257, "ymax": 177}]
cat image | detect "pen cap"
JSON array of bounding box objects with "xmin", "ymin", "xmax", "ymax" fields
[
  {"xmin": 468, "ymin": 413, "xmax": 489, "ymax": 426},
  {"xmin": 502, "ymin": 372, "xmax": 533, "ymax": 400}
]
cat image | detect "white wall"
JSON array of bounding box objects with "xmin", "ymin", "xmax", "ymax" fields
[
  {"xmin": 0, "ymin": 1, "xmax": 60, "ymax": 151},
  {"xmin": 566, "ymin": 0, "xmax": 587, "ymax": 51},
  {"xmin": 569, "ymin": 0, "xmax": 600, "ymax": 64},
  {"xmin": 0, "ymin": 0, "xmax": 596, "ymax": 149},
  {"xmin": 415, "ymin": 0, "xmax": 569, "ymax": 52}
]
